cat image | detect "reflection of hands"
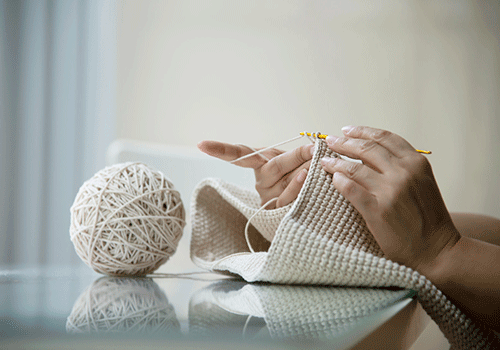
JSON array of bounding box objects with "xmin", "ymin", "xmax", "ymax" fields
[
  {"xmin": 320, "ymin": 125, "xmax": 460, "ymax": 274},
  {"xmin": 198, "ymin": 140, "xmax": 314, "ymax": 209}
]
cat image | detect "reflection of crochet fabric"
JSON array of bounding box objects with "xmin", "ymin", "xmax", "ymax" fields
[
  {"xmin": 191, "ymin": 140, "xmax": 499, "ymax": 350},
  {"xmin": 190, "ymin": 280, "xmax": 412, "ymax": 341},
  {"xmin": 66, "ymin": 277, "xmax": 180, "ymax": 334},
  {"xmin": 189, "ymin": 289, "xmax": 255, "ymax": 338}
]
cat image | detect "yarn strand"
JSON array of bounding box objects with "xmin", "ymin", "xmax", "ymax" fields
[
  {"xmin": 245, "ymin": 197, "xmax": 279, "ymax": 253},
  {"xmin": 230, "ymin": 134, "xmax": 308, "ymax": 164}
]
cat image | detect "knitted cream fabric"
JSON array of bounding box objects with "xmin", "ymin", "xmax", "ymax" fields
[
  {"xmin": 190, "ymin": 140, "xmax": 499, "ymax": 349},
  {"xmin": 190, "ymin": 280, "xmax": 412, "ymax": 341}
]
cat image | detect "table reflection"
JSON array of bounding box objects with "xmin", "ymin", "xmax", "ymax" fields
[
  {"xmin": 189, "ymin": 280, "xmax": 413, "ymax": 342},
  {"xmin": 64, "ymin": 275, "xmax": 414, "ymax": 345},
  {"xmin": 1, "ymin": 267, "xmax": 423, "ymax": 348},
  {"xmin": 66, "ymin": 277, "xmax": 180, "ymax": 335}
]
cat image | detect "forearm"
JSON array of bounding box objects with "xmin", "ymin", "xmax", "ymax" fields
[
  {"xmin": 421, "ymin": 233, "xmax": 500, "ymax": 331},
  {"xmin": 451, "ymin": 212, "xmax": 500, "ymax": 246}
]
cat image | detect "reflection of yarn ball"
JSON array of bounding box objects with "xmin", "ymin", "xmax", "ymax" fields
[
  {"xmin": 70, "ymin": 162, "xmax": 185, "ymax": 276},
  {"xmin": 66, "ymin": 277, "xmax": 180, "ymax": 334}
]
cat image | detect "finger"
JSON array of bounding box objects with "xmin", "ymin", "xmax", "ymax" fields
[
  {"xmin": 275, "ymin": 168, "xmax": 308, "ymax": 208},
  {"xmin": 197, "ymin": 140, "xmax": 282, "ymax": 169},
  {"xmin": 255, "ymin": 160, "xmax": 311, "ymax": 199},
  {"xmin": 340, "ymin": 126, "xmax": 416, "ymax": 158},
  {"xmin": 256, "ymin": 144, "xmax": 314, "ymax": 188},
  {"xmin": 321, "ymin": 156, "xmax": 381, "ymax": 190},
  {"xmin": 331, "ymin": 171, "xmax": 377, "ymax": 220},
  {"xmin": 325, "ymin": 136, "xmax": 393, "ymax": 173},
  {"xmin": 257, "ymin": 160, "xmax": 311, "ymax": 203}
]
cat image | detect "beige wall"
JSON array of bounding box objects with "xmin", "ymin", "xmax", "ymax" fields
[{"xmin": 116, "ymin": 0, "xmax": 500, "ymax": 219}]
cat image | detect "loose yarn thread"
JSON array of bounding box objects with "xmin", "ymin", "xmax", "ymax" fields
[
  {"xmin": 244, "ymin": 197, "xmax": 279, "ymax": 253},
  {"xmin": 230, "ymin": 134, "xmax": 311, "ymax": 164},
  {"xmin": 70, "ymin": 162, "xmax": 185, "ymax": 276}
]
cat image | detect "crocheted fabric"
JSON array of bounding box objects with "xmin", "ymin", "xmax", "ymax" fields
[{"xmin": 190, "ymin": 139, "xmax": 499, "ymax": 349}]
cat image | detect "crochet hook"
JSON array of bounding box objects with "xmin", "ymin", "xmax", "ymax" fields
[{"xmin": 299, "ymin": 132, "xmax": 432, "ymax": 155}]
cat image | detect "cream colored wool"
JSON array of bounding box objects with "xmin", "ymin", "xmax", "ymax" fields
[
  {"xmin": 190, "ymin": 280, "xmax": 412, "ymax": 340},
  {"xmin": 66, "ymin": 277, "xmax": 180, "ymax": 334},
  {"xmin": 191, "ymin": 140, "xmax": 499, "ymax": 349},
  {"xmin": 70, "ymin": 162, "xmax": 185, "ymax": 276}
]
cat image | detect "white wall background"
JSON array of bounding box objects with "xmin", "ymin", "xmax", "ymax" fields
[{"xmin": 116, "ymin": 0, "xmax": 500, "ymax": 219}]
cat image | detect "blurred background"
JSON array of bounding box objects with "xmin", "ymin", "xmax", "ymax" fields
[{"xmin": 1, "ymin": 0, "xmax": 499, "ymax": 267}]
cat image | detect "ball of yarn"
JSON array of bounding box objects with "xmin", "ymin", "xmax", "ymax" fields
[
  {"xmin": 66, "ymin": 277, "xmax": 180, "ymax": 334},
  {"xmin": 70, "ymin": 162, "xmax": 185, "ymax": 276}
]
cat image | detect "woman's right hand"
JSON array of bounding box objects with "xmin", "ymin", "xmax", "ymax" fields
[{"xmin": 197, "ymin": 140, "xmax": 314, "ymax": 208}]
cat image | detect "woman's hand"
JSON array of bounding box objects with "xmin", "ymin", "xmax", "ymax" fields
[
  {"xmin": 197, "ymin": 140, "xmax": 313, "ymax": 208},
  {"xmin": 321, "ymin": 126, "xmax": 461, "ymax": 273}
]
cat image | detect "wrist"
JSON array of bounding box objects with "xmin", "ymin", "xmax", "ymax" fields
[{"xmin": 414, "ymin": 223, "xmax": 462, "ymax": 285}]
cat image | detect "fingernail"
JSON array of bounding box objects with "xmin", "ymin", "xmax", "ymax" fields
[
  {"xmin": 297, "ymin": 169, "xmax": 307, "ymax": 183},
  {"xmin": 326, "ymin": 135, "xmax": 338, "ymax": 145},
  {"xmin": 321, "ymin": 157, "xmax": 333, "ymax": 166},
  {"xmin": 341, "ymin": 125, "xmax": 354, "ymax": 134}
]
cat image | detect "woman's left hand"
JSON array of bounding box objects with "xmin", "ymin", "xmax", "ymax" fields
[
  {"xmin": 321, "ymin": 126, "xmax": 461, "ymax": 273},
  {"xmin": 197, "ymin": 140, "xmax": 313, "ymax": 208}
]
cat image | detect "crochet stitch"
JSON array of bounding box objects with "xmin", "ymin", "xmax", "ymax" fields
[{"xmin": 191, "ymin": 139, "xmax": 499, "ymax": 349}]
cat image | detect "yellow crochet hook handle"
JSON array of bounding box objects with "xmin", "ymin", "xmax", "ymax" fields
[{"xmin": 299, "ymin": 132, "xmax": 432, "ymax": 155}]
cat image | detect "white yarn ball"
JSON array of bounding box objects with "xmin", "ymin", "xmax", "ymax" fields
[{"xmin": 70, "ymin": 162, "xmax": 185, "ymax": 276}]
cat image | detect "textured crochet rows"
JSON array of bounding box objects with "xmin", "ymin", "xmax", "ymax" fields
[{"xmin": 191, "ymin": 140, "xmax": 499, "ymax": 349}]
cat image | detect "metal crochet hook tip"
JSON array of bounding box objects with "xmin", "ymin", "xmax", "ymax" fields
[{"xmin": 299, "ymin": 132, "xmax": 432, "ymax": 154}]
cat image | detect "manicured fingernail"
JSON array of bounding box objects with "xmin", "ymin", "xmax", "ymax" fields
[
  {"xmin": 326, "ymin": 135, "xmax": 338, "ymax": 145},
  {"xmin": 297, "ymin": 169, "xmax": 307, "ymax": 183},
  {"xmin": 341, "ymin": 125, "xmax": 354, "ymax": 134}
]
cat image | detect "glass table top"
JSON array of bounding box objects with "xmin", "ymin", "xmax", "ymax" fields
[{"xmin": 0, "ymin": 265, "xmax": 418, "ymax": 349}]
